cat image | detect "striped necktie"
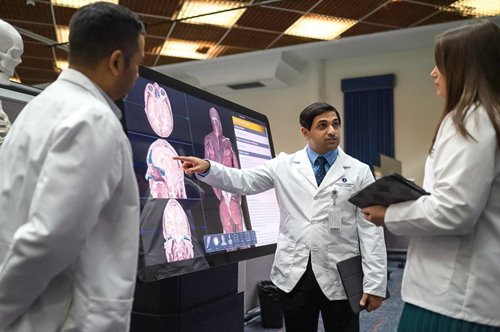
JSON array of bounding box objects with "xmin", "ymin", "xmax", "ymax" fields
[{"xmin": 315, "ymin": 156, "xmax": 328, "ymax": 186}]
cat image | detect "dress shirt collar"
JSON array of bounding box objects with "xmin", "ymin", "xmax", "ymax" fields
[{"xmin": 306, "ymin": 146, "xmax": 338, "ymax": 167}]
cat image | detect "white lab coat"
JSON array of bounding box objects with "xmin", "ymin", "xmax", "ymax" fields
[
  {"xmin": 0, "ymin": 69, "xmax": 140, "ymax": 331},
  {"xmin": 385, "ymin": 105, "xmax": 500, "ymax": 327},
  {"xmin": 200, "ymin": 147, "xmax": 387, "ymax": 300}
]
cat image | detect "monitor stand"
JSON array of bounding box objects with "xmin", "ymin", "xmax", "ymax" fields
[{"xmin": 131, "ymin": 263, "xmax": 243, "ymax": 332}]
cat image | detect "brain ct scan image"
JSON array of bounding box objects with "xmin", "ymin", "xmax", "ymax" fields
[
  {"xmin": 143, "ymin": 81, "xmax": 192, "ymax": 264},
  {"xmin": 144, "ymin": 82, "xmax": 173, "ymax": 138},
  {"xmin": 146, "ymin": 139, "xmax": 186, "ymax": 199},
  {"xmin": 163, "ymin": 199, "xmax": 194, "ymax": 262}
]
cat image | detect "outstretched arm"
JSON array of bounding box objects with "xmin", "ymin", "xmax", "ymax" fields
[{"xmin": 174, "ymin": 156, "xmax": 210, "ymax": 174}]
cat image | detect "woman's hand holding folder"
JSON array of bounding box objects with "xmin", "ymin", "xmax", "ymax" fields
[{"xmin": 361, "ymin": 205, "xmax": 387, "ymax": 227}]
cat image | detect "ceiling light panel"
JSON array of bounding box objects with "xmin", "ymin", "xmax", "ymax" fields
[
  {"xmin": 51, "ymin": 0, "xmax": 118, "ymax": 8},
  {"xmin": 450, "ymin": 0, "xmax": 500, "ymax": 17},
  {"xmin": 156, "ymin": 39, "xmax": 224, "ymax": 60},
  {"xmin": 284, "ymin": 14, "xmax": 357, "ymax": 40},
  {"xmin": 56, "ymin": 25, "xmax": 69, "ymax": 43},
  {"xmin": 55, "ymin": 59, "xmax": 69, "ymax": 70},
  {"xmin": 177, "ymin": 0, "xmax": 246, "ymax": 28}
]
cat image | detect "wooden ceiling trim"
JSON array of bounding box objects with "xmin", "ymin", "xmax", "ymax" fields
[
  {"xmin": 169, "ymin": 22, "xmax": 228, "ymax": 43},
  {"xmin": 341, "ymin": 21, "xmax": 397, "ymax": 38},
  {"xmin": 236, "ymin": 6, "xmax": 302, "ymax": 31},
  {"xmin": 0, "ymin": 0, "xmax": 52, "ymax": 23},
  {"xmin": 269, "ymin": 34, "xmax": 318, "ymax": 49},
  {"xmin": 363, "ymin": 1, "xmax": 439, "ymax": 28},
  {"xmin": 120, "ymin": 0, "xmax": 180, "ymax": 18},
  {"xmin": 52, "ymin": 6, "xmax": 77, "ymax": 26},
  {"xmin": 313, "ymin": 0, "xmax": 390, "ymax": 20},
  {"xmin": 20, "ymin": 40, "xmax": 55, "ymax": 58},
  {"xmin": 415, "ymin": 10, "xmax": 470, "ymax": 26},
  {"xmin": 218, "ymin": 46, "xmax": 256, "ymax": 57},
  {"xmin": 153, "ymin": 55, "xmax": 195, "ymax": 66},
  {"xmin": 17, "ymin": 57, "xmax": 55, "ymax": 70},
  {"xmin": 220, "ymin": 27, "xmax": 279, "ymax": 48},
  {"xmin": 254, "ymin": 0, "xmax": 321, "ymax": 12}
]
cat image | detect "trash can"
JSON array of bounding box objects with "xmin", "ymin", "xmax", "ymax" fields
[{"xmin": 257, "ymin": 280, "xmax": 284, "ymax": 328}]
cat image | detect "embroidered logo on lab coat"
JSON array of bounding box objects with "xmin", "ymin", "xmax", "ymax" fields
[{"xmin": 333, "ymin": 178, "xmax": 354, "ymax": 189}]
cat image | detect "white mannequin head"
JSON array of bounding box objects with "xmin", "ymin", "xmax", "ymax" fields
[{"xmin": 0, "ymin": 19, "xmax": 23, "ymax": 85}]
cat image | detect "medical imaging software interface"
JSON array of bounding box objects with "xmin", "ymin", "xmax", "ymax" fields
[{"xmin": 123, "ymin": 75, "xmax": 280, "ymax": 274}]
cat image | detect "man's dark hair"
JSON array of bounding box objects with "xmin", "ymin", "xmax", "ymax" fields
[
  {"xmin": 299, "ymin": 102, "xmax": 341, "ymax": 130},
  {"xmin": 68, "ymin": 2, "xmax": 145, "ymax": 68}
]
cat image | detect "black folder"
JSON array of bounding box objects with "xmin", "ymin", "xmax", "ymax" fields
[
  {"xmin": 336, "ymin": 255, "xmax": 390, "ymax": 314},
  {"xmin": 348, "ymin": 172, "xmax": 429, "ymax": 209}
]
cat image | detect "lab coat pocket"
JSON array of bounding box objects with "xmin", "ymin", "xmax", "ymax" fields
[
  {"xmin": 83, "ymin": 297, "xmax": 133, "ymax": 331},
  {"xmin": 272, "ymin": 237, "xmax": 297, "ymax": 283},
  {"xmin": 332, "ymin": 186, "xmax": 356, "ymax": 228},
  {"xmin": 406, "ymin": 236, "xmax": 459, "ymax": 296},
  {"xmin": 332, "ymin": 184, "xmax": 355, "ymax": 208}
]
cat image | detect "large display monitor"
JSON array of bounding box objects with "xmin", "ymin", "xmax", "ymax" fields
[{"xmin": 122, "ymin": 66, "xmax": 280, "ymax": 280}]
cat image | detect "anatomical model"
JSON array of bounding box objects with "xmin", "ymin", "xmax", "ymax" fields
[{"xmin": 0, "ymin": 19, "xmax": 23, "ymax": 146}]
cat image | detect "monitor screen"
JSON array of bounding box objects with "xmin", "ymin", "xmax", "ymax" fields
[
  {"xmin": 122, "ymin": 66, "xmax": 280, "ymax": 280},
  {"xmin": 0, "ymin": 83, "xmax": 40, "ymax": 124},
  {"xmin": 1, "ymin": 83, "xmax": 40, "ymax": 146}
]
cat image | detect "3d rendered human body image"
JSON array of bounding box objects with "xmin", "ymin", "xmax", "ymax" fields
[
  {"xmin": 204, "ymin": 107, "xmax": 246, "ymax": 234},
  {"xmin": 144, "ymin": 81, "xmax": 193, "ymax": 262}
]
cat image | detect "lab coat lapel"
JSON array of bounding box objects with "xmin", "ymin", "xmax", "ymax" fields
[{"xmin": 293, "ymin": 148, "xmax": 317, "ymax": 188}]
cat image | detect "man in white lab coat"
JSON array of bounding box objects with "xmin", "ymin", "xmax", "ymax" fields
[
  {"xmin": 175, "ymin": 102, "xmax": 387, "ymax": 332},
  {"xmin": 0, "ymin": 3, "xmax": 144, "ymax": 331}
]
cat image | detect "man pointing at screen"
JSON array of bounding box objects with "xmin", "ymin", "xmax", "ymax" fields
[{"xmin": 175, "ymin": 102, "xmax": 387, "ymax": 332}]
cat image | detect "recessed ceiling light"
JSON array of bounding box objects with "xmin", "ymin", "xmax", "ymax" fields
[
  {"xmin": 9, "ymin": 76, "xmax": 21, "ymax": 83},
  {"xmin": 55, "ymin": 25, "xmax": 69, "ymax": 44},
  {"xmin": 176, "ymin": 0, "xmax": 246, "ymax": 27},
  {"xmin": 55, "ymin": 59, "xmax": 69, "ymax": 71},
  {"xmin": 284, "ymin": 14, "xmax": 357, "ymax": 40},
  {"xmin": 449, "ymin": 0, "xmax": 500, "ymax": 17},
  {"xmin": 51, "ymin": 0, "xmax": 118, "ymax": 9},
  {"xmin": 155, "ymin": 39, "xmax": 224, "ymax": 60}
]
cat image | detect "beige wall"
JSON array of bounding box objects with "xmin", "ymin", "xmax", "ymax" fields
[
  {"xmin": 218, "ymin": 61, "xmax": 324, "ymax": 154},
  {"xmin": 325, "ymin": 47, "xmax": 444, "ymax": 185}
]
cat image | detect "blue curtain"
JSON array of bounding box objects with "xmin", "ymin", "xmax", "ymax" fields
[{"xmin": 342, "ymin": 74, "xmax": 395, "ymax": 167}]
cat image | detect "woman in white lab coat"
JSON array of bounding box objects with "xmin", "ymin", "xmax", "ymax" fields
[{"xmin": 362, "ymin": 20, "xmax": 500, "ymax": 331}]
